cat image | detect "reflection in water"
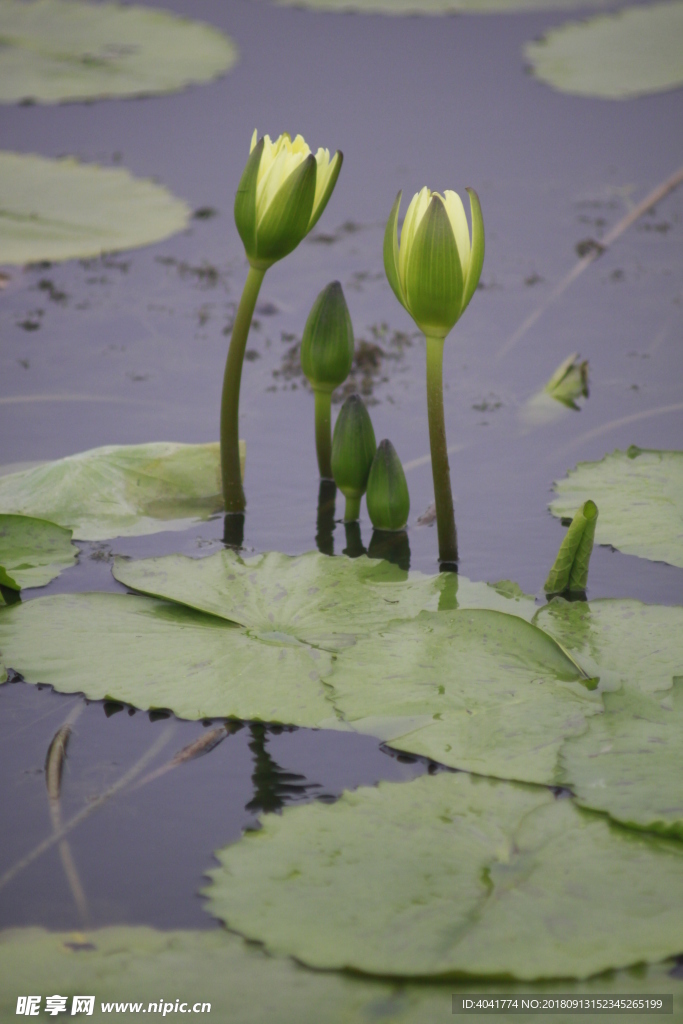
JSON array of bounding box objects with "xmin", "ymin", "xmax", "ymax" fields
[
  {"xmin": 367, "ymin": 529, "xmax": 411, "ymax": 571},
  {"xmin": 315, "ymin": 479, "xmax": 337, "ymax": 556},
  {"xmin": 0, "ymin": 584, "xmax": 21, "ymax": 606},
  {"xmin": 246, "ymin": 723, "xmax": 315, "ymax": 816},
  {"xmin": 342, "ymin": 520, "xmax": 366, "ymax": 559},
  {"xmin": 223, "ymin": 512, "xmax": 244, "ymax": 551}
]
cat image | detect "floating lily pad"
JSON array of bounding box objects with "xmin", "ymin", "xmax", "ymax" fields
[
  {"xmin": 0, "ymin": 594, "xmax": 335, "ymax": 724},
  {"xmin": 205, "ymin": 771, "xmax": 683, "ymax": 979},
  {"xmin": 113, "ymin": 549, "xmax": 536, "ymax": 650},
  {"xmin": 0, "ymin": 442, "xmax": 229, "ymax": 541},
  {"xmin": 0, "ymin": 0, "xmax": 237, "ymax": 105},
  {"xmin": 551, "ymin": 448, "xmax": 683, "ymax": 568},
  {"xmin": 535, "ymin": 597, "xmax": 683, "ymax": 695},
  {"xmin": 270, "ymin": 0, "xmax": 614, "ymax": 17},
  {"xmin": 0, "ymin": 152, "xmax": 190, "ymax": 265},
  {"xmin": 2, "ymin": 927, "xmax": 680, "ymax": 1023},
  {"xmin": 0, "ymin": 514, "xmax": 77, "ymax": 590},
  {"xmin": 326, "ymin": 607, "xmax": 599, "ymax": 783},
  {"xmin": 559, "ymin": 681, "xmax": 683, "ymax": 839},
  {"xmin": 525, "ymin": 3, "xmax": 683, "ymax": 99}
]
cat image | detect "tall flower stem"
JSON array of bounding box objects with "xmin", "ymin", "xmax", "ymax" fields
[
  {"xmin": 425, "ymin": 334, "xmax": 458, "ymax": 566},
  {"xmin": 313, "ymin": 387, "xmax": 333, "ymax": 479},
  {"xmin": 220, "ymin": 265, "xmax": 266, "ymax": 512}
]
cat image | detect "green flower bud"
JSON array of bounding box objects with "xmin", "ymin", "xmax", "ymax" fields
[
  {"xmin": 331, "ymin": 394, "xmax": 376, "ymax": 521},
  {"xmin": 384, "ymin": 186, "xmax": 484, "ymax": 339},
  {"xmin": 366, "ymin": 439, "xmax": 410, "ymax": 532},
  {"xmin": 235, "ymin": 131, "xmax": 343, "ymax": 271},
  {"xmin": 300, "ymin": 281, "xmax": 354, "ymax": 392},
  {"xmin": 544, "ymin": 499, "xmax": 598, "ymax": 595}
]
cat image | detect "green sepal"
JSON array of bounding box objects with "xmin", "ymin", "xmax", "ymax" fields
[
  {"xmin": 234, "ymin": 137, "xmax": 264, "ymax": 263},
  {"xmin": 331, "ymin": 395, "xmax": 377, "ymax": 510},
  {"xmin": 307, "ymin": 151, "xmax": 343, "ymax": 234},
  {"xmin": 383, "ymin": 191, "xmax": 405, "ymax": 309},
  {"xmin": 255, "ymin": 154, "xmax": 317, "ymax": 265},
  {"xmin": 404, "ymin": 196, "xmax": 463, "ymax": 338},
  {"xmin": 545, "ymin": 500, "xmax": 598, "ymax": 594},
  {"xmin": 300, "ymin": 281, "xmax": 354, "ymax": 391},
  {"xmin": 461, "ymin": 187, "xmax": 484, "ymax": 314},
  {"xmin": 366, "ymin": 440, "xmax": 410, "ymax": 532}
]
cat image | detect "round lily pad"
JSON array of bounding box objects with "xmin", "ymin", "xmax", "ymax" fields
[
  {"xmin": 525, "ymin": 3, "xmax": 683, "ymax": 99},
  {"xmin": 0, "ymin": 514, "xmax": 76, "ymax": 590},
  {"xmin": 0, "ymin": 0, "xmax": 237, "ymax": 105},
  {"xmin": 0, "ymin": 152, "xmax": 190, "ymax": 265},
  {"xmin": 269, "ymin": 0, "xmax": 614, "ymax": 17},
  {"xmin": 550, "ymin": 448, "xmax": 683, "ymax": 569},
  {"xmin": 0, "ymin": 442, "xmax": 225, "ymax": 540},
  {"xmin": 205, "ymin": 771, "xmax": 683, "ymax": 979}
]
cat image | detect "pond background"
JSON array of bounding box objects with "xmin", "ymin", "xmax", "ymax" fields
[{"xmin": 1, "ymin": 0, "xmax": 681, "ymax": 933}]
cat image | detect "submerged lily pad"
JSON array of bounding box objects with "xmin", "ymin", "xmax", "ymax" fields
[
  {"xmin": 206, "ymin": 771, "xmax": 683, "ymax": 979},
  {"xmin": 525, "ymin": 3, "xmax": 683, "ymax": 99},
  {"xmin": 0, "ymin": 514, "xmax": 77, "ymax": 589},
  {"xmin": 0, "ymin": 0, "xmax": 237, "ymax": 105},
  {"xmin": 0, "ymin": 442, "xmax": 229, "ymax": 540},
  {"xmin": 2, "ymin": 927, "xmax": 680, "ymax": 1023},
  {"xmin": 270, "ymin": 0, "xmax": 613, "ymax": 16},
  {"xmin": 0, "ymin": 152, "xmax": 190, "ymax": 265},
  {"xmin": 560, "ymin": 681, "xmax": 683, "ymax": 839},
  {"xmin": 551, "ymin": 448, "xmax": 683, "ymax": 568},
  {"xmin": 326, "ymin": 607, "xmax": 599, "ymax": 784}
]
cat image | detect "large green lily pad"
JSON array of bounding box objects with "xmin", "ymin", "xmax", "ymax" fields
[
  {"xmin": 113, "ymin": 549, "xmax": 537, "ymax": 649},
  {"xmin": 0, "ymin": 514, "xmax": 77, "ymax": 590},
  {"xmin": 525, "ymin": 3, "xmax": 683, "ymax": 99},
  {"xmin": 535, "ymin": 597, "xmax": 683, "ymax": 695},
  {"xmin": 0, "ymin": 0, "xmax": 237, "ymax": 105},
  {"xmin": 0, "ymin": 593, "xmax": 336, "ymax": 724},
  {"xmin": 0, "ymin": 152, "xmax": 190, "ymax": 265},
  {"xmin": 2, "ymin": 927, "xmax": 680, "ymax": 1023},
  {"xmin": 0, "ymin": 442, "xmax": 225, "ymax": 541},
  {"xmin": 551, "ymin": 448, "xmax": 683, "ymax": 568},
  {"xmin": 270, "ymin": 0, "xmax": 614, "ymax": 17},
  {"xmin": 559, "ymin": 681, "xmax": 683, "ymax": 839},
  {"xmin": 205, "ymin": 771, "xmax": 683, "ymax": 979},
  {"xmin": 325, "ymin": 608, "xmax": 599, "ymax": 783}
]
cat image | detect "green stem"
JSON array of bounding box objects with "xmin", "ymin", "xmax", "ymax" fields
[
  {"xmin": 314, "ymin": 387, "xmax": 333, "ymax": 479},
  {"xmin": 344, "ymin": 493, "xmax": 361, "ymax": 522},
  {"xmin": 220, "ymin": 265, "xmax": 266, "ymax": 512},
  {"xmin": 425, "ymin": 334, "xmax": 458, "ymax": 565}
]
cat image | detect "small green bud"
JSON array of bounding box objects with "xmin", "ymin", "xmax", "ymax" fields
[
  {"xmin": 331, "ymin": 394, "xmax": 376, "ymax": 521},
  {"xmin": 544, "ymin": 499, "xmax": 598, "ymax": 595},
  {"xmin": 300, "ymin": 282, "xmax": 354, "ymax": 392},
  {"xmin": 366, "ymin": 440, "xmax": 410, "ymax": 532}
]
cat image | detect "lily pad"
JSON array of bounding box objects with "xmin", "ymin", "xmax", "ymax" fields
[
  {"xmin": 559, "ymin": 681, "xmax": 683, "ymax": 839},
  {"xmin": 0, "ymin": 152, "xmax": 190, "ymax": 265},
  {"xmin": 0, "ymin": 0, "xmax": 237, "ymax": 105},
  {"xmin": 0, "ymin": 442, "xmax": 229, "ymax": 541},
  {"xmin": 270, "ymin": 0, "xmax": 614, "ymax": 17},
  {"xmin": 205, "ymin": 771, "xmax": 683, "ymax": 979},
  {"xmin": 550, "ymin": 448, "xmax": 683, "ymax": 569},
  {"xmin": 0, "ymin": 593, "xmax": 335, "ymax": 724},
  {"xmin": 535, "ymin": 597, "xmax": 683, "ymax": 695},
  {"xmin": 525, "ymin": 3, "xmax": 683, "ymax": 99},
  {"xmin": 2, "ymin": 927, "xmax": 680, "ymax": 1023},
  {"xmin": 325, "ymin": 607, "xmax": 599, "ymax": 783},
  {"xmin": 0, "ymin": 514, "xmax": 77, "ymax": 589}
]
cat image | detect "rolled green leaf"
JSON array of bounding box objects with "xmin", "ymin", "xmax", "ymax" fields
[
  {"xmin": 331, "ymin": 395, "xmax": 376, "ymax": 522},
  {"xmin": 545, "ymin": 499, "xmax": 598, "ymax": 594},
  {"xmin": 366, "ymin": 440, "xmax": 410, "ymax": 532},
  {"xmin": 544, "ymin": 353, "xmax": 589, "ymax": 410}
]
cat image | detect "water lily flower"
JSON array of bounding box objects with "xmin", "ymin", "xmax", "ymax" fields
[
  {"xmin": 235, "ymin": 131, "xmax": 343, "ymax": 270},
  {"xmin": 221, "ymin": 131, "xmax": 342, "ymax": 514},
  {"xmin": 383, "ymin": 186, "xmax": 484, "ymax": 566}
]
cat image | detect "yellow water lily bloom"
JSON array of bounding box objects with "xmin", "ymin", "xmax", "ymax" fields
[
  {"xmin": 235, "ymin": 130, "xmax": 343, "ymax": 269},
  {"xmin": 384, "ymin": 186, "xmax": 484, "ymax": 339}
]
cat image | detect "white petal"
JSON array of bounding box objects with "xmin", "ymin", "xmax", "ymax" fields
[
  {"xmin": 443, "ymin": 190, "xmax": 470, "ymax": 280},
  {"xmin": 398, "ymin": 187, "xmax": 430, "ymax": 294}
]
